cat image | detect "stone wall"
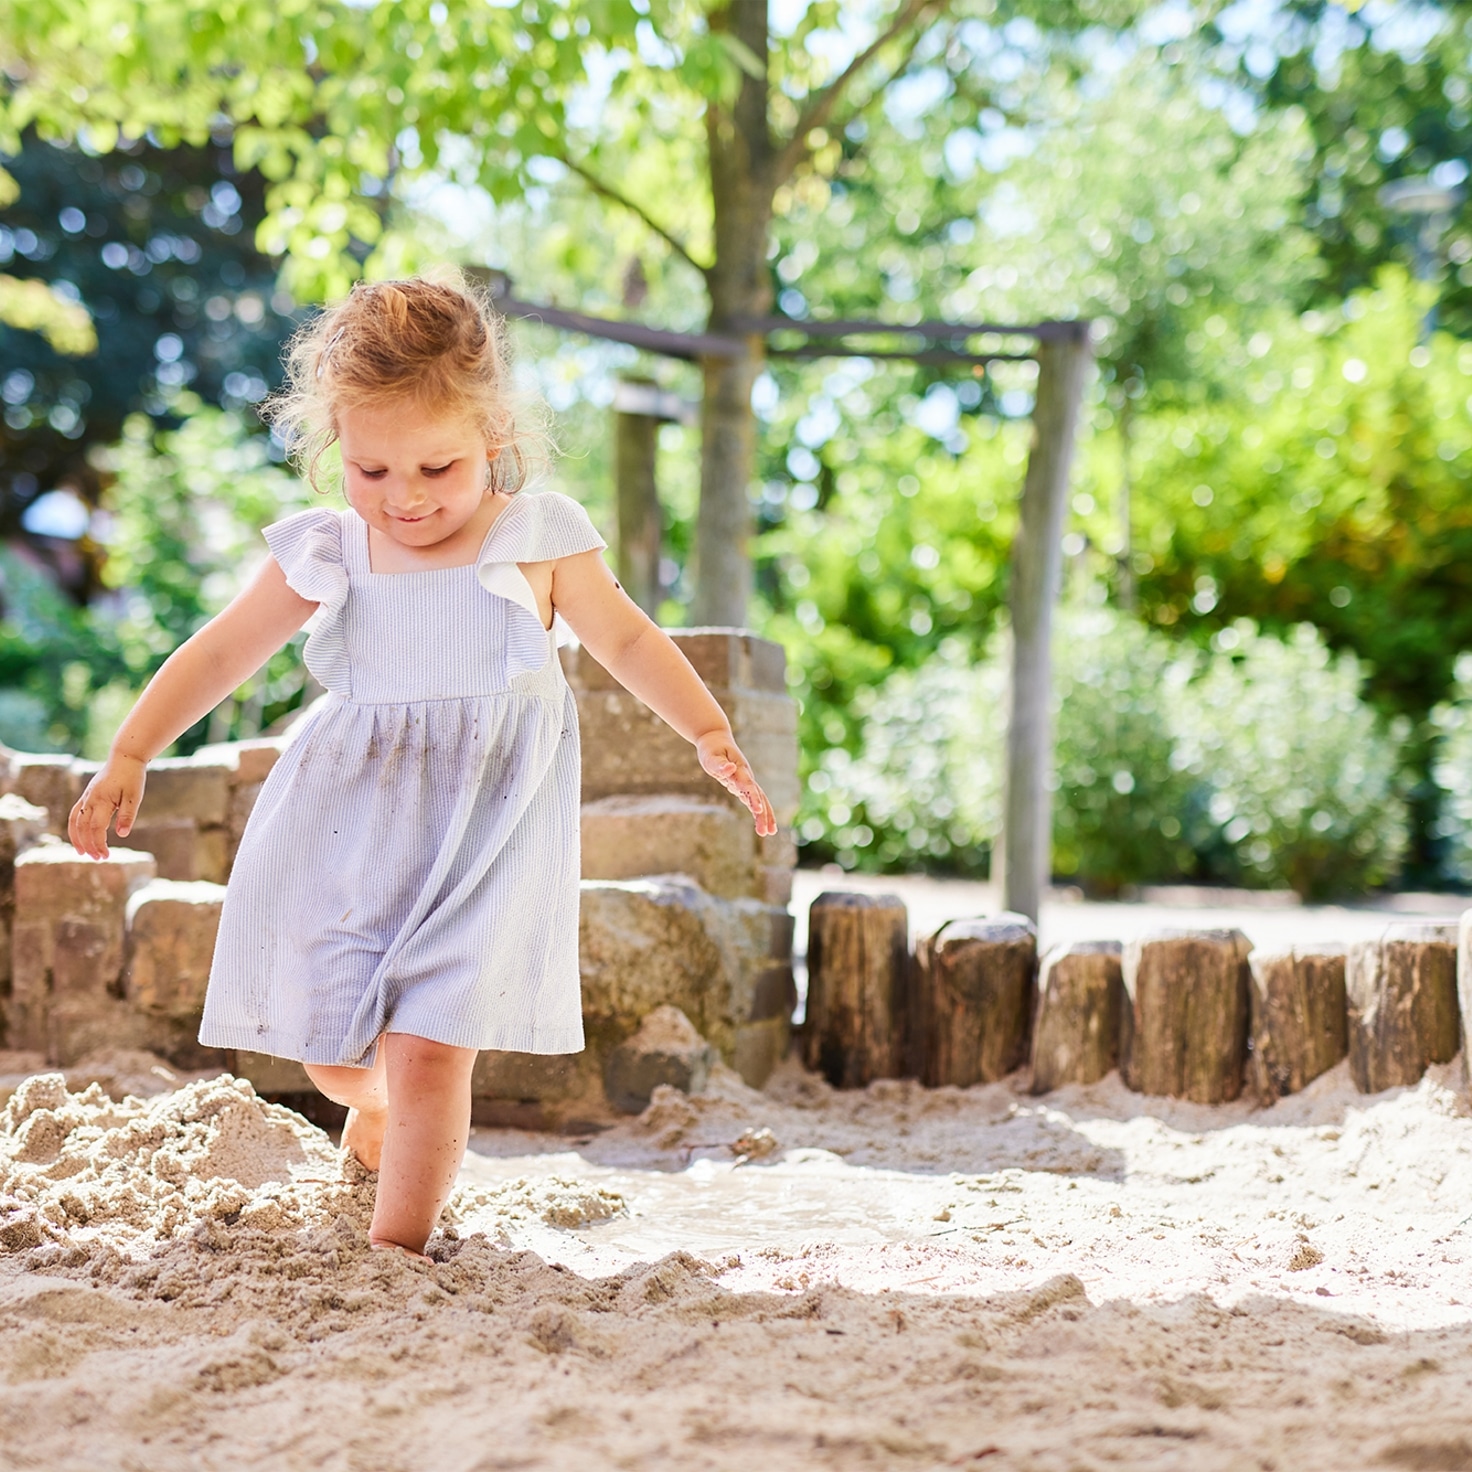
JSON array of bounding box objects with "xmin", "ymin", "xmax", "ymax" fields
[{"xmin": 0, "ymin": 629, "xmax": 798, "ymax": 1126}]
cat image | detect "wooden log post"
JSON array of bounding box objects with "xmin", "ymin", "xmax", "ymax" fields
[
  {"xmin": 1030, "ymin": 940, "xmax": 1123, "ymax": 1093},
  {"xmin": 1120, "ymin": 930, "xmax": 1251, "ymax": 1104},
  {"xmin": 1248, "ymin": 945, "xmax": 1348, "ymax": 1102},
  {"xmin": 1347, "ymin": 922, "xmax": 1459, "ymax": 1094},
  {"xmin": 1000, "ymin": 328, "xmax": 1093, "ymax": 925},
  {"xmin": 803, "ymin": 892, "xmax": 909, "ymax": 1089},
  {"xmin": 613, "ymin": 378, "xmax": 693, "ymax": 617},
  {"xmin": 911, "ymin": 915, "xmax": 1037, "ymax": 1087}
]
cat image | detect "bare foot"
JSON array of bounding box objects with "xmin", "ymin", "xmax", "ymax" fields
[
  {"xmin": 341, "ymin": 1104, "xmax": 387, "ymax": 1172},
  {"xmin": 370, "ymin": 1238, "xmax": 432, "ymax": 1263}
]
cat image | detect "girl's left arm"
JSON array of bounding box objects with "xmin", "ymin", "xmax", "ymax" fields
[{"xmin": 550, "ymin": 549, "xmax": 777, "ymax": 837}]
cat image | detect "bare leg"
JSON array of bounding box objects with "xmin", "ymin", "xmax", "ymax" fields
[
  {"xmin": 305, "ymin": 1049, "xmax": 389, "ymax": 1171},
  {"xmin": 370, "ymin": 1033, "xmax": 478, "ymax": 1256}
]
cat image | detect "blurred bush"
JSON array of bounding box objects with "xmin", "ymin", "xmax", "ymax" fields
[
  {"xmin": 1171, "ymin": 621, "xmax": 1409, "ymax": 897},
  {"xmin": 0, "ymin": 403, "xmax": 317, "ymax": 757},
  {"xmin": 798, "ymin": 610, "xmax": 1409, "ymax": 898},
  {"xmin": 1050, "ymin": 607, "xmax": 1201, "ymax": 894},
  {"xmin": 1431, "ymin": 655, "xmax": 1472, "ymax": 887}
]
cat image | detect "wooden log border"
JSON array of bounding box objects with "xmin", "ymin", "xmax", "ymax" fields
[{"xmin": 802, "ymin": 896, "xmax": 1472, "ymax": 1105}]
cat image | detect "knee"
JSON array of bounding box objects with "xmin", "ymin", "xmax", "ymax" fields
[
  {"xmin": 305, "ymin": 1062, "xmax": 385, "ymax": 1108},
  {"xmin": 385, "ymin": 1034, "xmax": 477, "ymax": 1092}
]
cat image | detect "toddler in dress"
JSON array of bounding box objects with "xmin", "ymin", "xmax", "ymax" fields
[{"xmin": 67, "ymin": 273, "xmax": 775, "ymax": 1259}]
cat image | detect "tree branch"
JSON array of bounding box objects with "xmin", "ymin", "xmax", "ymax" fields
[
  {"xmin": 552, "ymin": 152, "xmax": 712, "ymax": 278},
  {"xmin": 774, "ymin": 0, "xmax": 946, "ymax": 185}
]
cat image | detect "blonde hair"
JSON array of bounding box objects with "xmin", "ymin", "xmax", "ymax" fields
[{"xmin": 262, "ymin": 269, "xmax": 549, "ymax": 494}]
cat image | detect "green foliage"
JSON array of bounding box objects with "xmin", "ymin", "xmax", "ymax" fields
[
  {"xmin": 800, "ymin": 640, "xmax": 1003, "ymax": 872},
  {"xmin": 799, "ymin": 611, "xmax": 1408, "ymax": 898},
  {"xmin": 1125, "ymin": 268, "xmax": 1472, "ymax": 721},
  {"xmin": 0, "ymin": 403, "xmax": 318, "ymax": 757},
  {"xmin": 1236, "ymin": 0, "xmax": 1472, "ymax": 336},
  {"xmin": 88, "ymin": 403, "xmax": 320, "ymax": 749},
  {"xmin": 1431, "ymin": 653, "xmax": 1472, "ymax": 885},
  {"xmin": 1172, "ymin": 621, "xmax": 1409, "ymax": 897},
  {"xmin": 1049, "ymin": 607, "xmax": 1201, "ymax": 893},
  {"xmin": 0, "ymin": 129, "xmax": 291, "ymax": 568}
]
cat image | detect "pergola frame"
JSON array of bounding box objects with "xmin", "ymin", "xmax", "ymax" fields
[{"xmin": 482, "ymin": 271, "xmax": 1092, "ymax": 924}]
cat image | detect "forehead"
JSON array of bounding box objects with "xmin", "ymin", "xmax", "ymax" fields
[{"xmin": 336, "ymin": 401, "xmax": 482, "ymax": 460}]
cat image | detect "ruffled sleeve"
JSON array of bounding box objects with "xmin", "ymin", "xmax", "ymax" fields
[
  {"xmin": 262, "ymin": 507, "xmax": 352, "ymax": 695},
  {"xmin": 475, "ymin": 491, "xmax": 607, "ymax": 681}
]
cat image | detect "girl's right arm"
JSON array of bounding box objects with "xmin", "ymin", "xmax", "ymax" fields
[{"xmin": 68, "ymin": 554, "xmax": 319, "ymax": 859}]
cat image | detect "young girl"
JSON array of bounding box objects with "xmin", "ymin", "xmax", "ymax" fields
[{"xmin": 67, "ymin": 273, "xmax": 776, "ymax": 1260}]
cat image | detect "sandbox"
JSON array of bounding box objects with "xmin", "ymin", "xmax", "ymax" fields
[{"xmin": 4, "ymin": 1046, "xmax": 1472, "ymax": 1472}]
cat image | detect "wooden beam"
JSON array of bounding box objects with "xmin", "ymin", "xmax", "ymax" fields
[
  {"xmin": 1000, "ymin": 327, "xmax": 1093, "ymax": 924},
  {"xmin": 613, "ymin": 378, "xmax": 665, "ymax": 616}
]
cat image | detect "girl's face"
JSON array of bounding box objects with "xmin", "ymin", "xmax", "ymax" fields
[{"xmin": 337, "ymin": 399, "xmax": 493, "ymax": 549}]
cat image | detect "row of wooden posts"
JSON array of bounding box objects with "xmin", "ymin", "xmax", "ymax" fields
[{"xmin": 802, "ymin": 893, "xmax": 1469, "ymax": 1105}]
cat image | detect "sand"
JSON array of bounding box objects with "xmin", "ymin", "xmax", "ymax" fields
[{"xmin": 5, "ymin": 1052, "xmax": 1472, "ymax": 1470}]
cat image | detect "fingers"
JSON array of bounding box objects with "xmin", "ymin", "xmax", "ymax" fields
[
  {"xmin": 708, "ymin": 757, "xmax": 778, "ymax": 837},
  {"xmin": 68, "ymin": 792, "xmax": 115, "ymax": 860}
]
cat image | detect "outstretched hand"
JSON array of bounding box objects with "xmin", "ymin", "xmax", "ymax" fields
[
  {"xmin": 68, "ymin": 756, "xmax": 146, "ymax": 860},
  {"xmin": 697, "ymin": 732, "xmax": 777, "ymax": 837}
]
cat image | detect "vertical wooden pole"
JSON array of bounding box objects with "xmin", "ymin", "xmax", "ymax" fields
[
  {"xmin": 614, "ymin": 378, "xmax": 664, "ymax": 616},
  {"xmin": 1000, "ymin": 328, "xmax": 1092, "ymax": 924}
]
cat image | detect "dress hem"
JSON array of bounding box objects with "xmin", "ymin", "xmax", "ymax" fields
[{"xmin": 200, "ymin": 1025, "xmax": 587, "ymax": 1067}]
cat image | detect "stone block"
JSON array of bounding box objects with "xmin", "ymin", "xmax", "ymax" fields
[
  {"xmin": 9, "ymin": 846, "xmax": 157, "ymax": 1052},
  {"xmin": 1121, "ymin": 930, "xmax": 1251, "ymax": 1104},
  {"xmin": 140, "ymin": 755, "xmax": 232, "ymax": 825},
  {"xmin": 226, "ymin": 781, "xmax": 266, "ymax": 867},
  {"xmin": 122, "ymin": 818, "xmax": 227, "ymax": 883},
  {"xmin": 232, "ymin": 1050, "xmax": 314, "ymax": 1094},
  {"xmin": 564, "ymin": 628, "xmax": 800, "ymax": 837},
  {"xmin": 12, "ymin": 756, "xmax": 85, "ymax": 837},
  {"xmin": 563, "ymin": 628, "xmax": 788, "ymax": 697},
  {"xmin": 733, "ymin": 1016, "xmax": 789, "ymax": 1089},
  {"xmin": 0, "ymin": 793, "xmax": 48, "ymax": 866},
  {"xmin": 472, "ymin": 1049, "xmax": 584, "ymax": 1103},
  {"xmin": 193, "ymin": 738, "xmax": 286, "ymax": 787},
  {"xmin": 1030, "ymin": 940, "xmax": 1124, "ymax": 1093},
  {"xmin": 123, "ymin": 878, "xmax": 226, "ymax": 1020},
  {"xmin": 42, "ymin": 994, "xmax": 209, "ymax": 1068},
  {"xmin": 579, "ymin": 877, "xmax": 787, "ymax": 1084},
  {"xmin": 1347, "ymin": 922, "xmax": 1459, "ymax": 1094},
  {"xmin": 0, "ymin": 794, "xmax": 50, "ymax": 996},
  {"xmin": 604, "ymin": 1004, "xmax": 716, "ymax": 1112},
  {"xmin": 581, "ymin": 795, "xmax": 757, "ymax": 898},
  {"xmin": 1249, "ymin": 945, "xmax": 1348, "ymax": 1101}
]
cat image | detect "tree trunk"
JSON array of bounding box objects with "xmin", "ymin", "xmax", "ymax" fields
[
  {"xmin": 1120, "ymin": 929, "xmax": 1251, "ymax": 1104},
  {"xmin": 1000, "ymin": 330, "xmax": 1092, "ymax": 923},
  {"xmin": 1248, "ymin": 945, "xmax": 1348, "ymax": 1102},
  {"xmin": 802, "ymin": 891, "xmax": 909, "ymax": 1088},
  {"xmin": 910, "ymin": 915, "xmax": 1036, "ymax": 1087},
  {"xmin": 694, "ymin": 0, "xmax": 776, "ymax": 628},
  {"xmin": 1030, "ymin": 940, "xmax": 1123, "ymax": 1093},
  {"xmin": 614, "ymin": 382, "xmax": 663, "ymax": 616},
  {"xmin": 1346, "ymin": 922, "xmax": 1459, "ymax": 1093}
]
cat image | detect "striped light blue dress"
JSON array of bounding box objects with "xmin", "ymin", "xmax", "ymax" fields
[{"xmin": 198, "ymin": 490, "xmax": 606, "ymax": 1069}]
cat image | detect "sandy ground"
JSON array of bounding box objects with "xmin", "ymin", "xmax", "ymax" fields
[{"xmin": 6, "ymin": 1036, "xmax": 1472, "ymax": 1472}]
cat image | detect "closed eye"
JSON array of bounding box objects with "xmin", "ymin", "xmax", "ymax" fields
[{"xmin": 423, "ymin": 463, "xmax": 454, "ymax": 476}]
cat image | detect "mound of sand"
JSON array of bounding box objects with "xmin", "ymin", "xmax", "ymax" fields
[{"xmin": 4, "ymin": 1060, "xmax": 1472, "ymax": 1470}]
